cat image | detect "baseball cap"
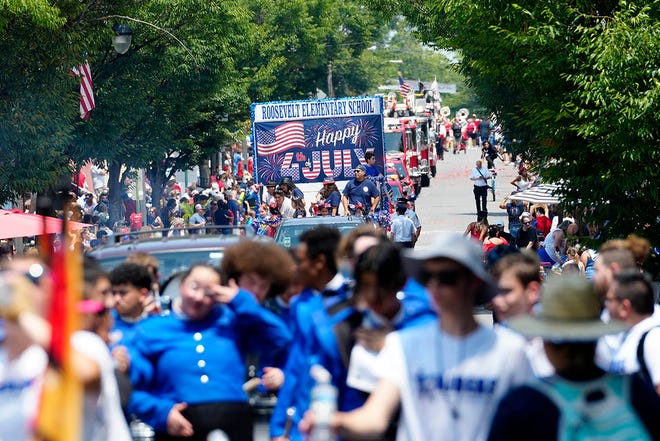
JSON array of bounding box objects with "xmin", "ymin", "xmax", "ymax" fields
[
  {"xmin": 194, "ymin": 204, "xmax": 203, "ymax": 210},
  {"xmin": 403, "ymin": 233, "xmax": 497, "ymax": 305},
  {"xmin": 323, "ymin": 178, "xmax": 335, "ymax": 185},
  {"xmin": 494, "ymin": 220, "xmax": 505, "ymax": 227},
  {"xmin": 353, "ymin": 165, "xmax": 367, "ymax": 172}
]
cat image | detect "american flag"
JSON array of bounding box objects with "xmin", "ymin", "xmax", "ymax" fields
[
  {"xmin": 71, "ymin": 61, "xmax": 95, "ymax": 120},
  {"xmin": 256, "ymin": 121, "xmax": 305, "ymax": 155},
  {"xmin": 398, "ymin": 75, "xmax": 413, "ymax": 94}
]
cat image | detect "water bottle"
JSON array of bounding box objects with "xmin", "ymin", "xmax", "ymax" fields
[{"xmin": 309, "ymin": 365, "xmax": 337, "ymax": 441}]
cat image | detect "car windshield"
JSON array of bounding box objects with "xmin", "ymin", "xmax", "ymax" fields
[
  {"xmin": 389, "ymin": 183, "xmax": 403, "ymax": 201},
  {"xmin": 275, "ymin": 219, "xmax": 363, "ymax": 248},
  {"xmin": 384, "ymin": 132, "xmax": 404, "ymax": 154}
]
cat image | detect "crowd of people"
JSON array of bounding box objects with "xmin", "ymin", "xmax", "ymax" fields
[
  {"xmin": 2, "ymin": 210, "xmax": 659, "ymax": 441},
  {"xmin": 3, "ymin": 120, "xmax": 659, "ymax": 440},
  {"xmin": 26, "ymin": 147, "xmax": 425, "ymax": 254}
]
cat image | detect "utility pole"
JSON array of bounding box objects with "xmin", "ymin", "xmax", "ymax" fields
[{"xmin": 327, "ymin": 62, "xmax": 335, "ymax": 98}]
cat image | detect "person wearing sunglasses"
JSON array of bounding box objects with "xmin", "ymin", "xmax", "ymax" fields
[
  {"xmin": 301, "ymin": 233, "xmax": 532, "ymax": 441},
  {"xmin": 515, "ymin": 212, "xmax": 539, "ymax": 250},
  {"xmin": 342, "ymin": 164, "xmax": 380, "ymax": 215}
]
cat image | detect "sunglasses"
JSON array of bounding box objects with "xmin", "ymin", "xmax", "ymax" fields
[
  {"xmin": 522, "ymin": 221, "xmax": 532, "ymax": 225},
  {"xmin": 418, "ymin": 269, "xmax": 468, "ymax": 286}
]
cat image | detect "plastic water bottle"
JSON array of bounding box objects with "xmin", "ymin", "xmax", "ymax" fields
[{"xmin": 309, "ymin": 365, "xmax": 337, "ymax": 441}]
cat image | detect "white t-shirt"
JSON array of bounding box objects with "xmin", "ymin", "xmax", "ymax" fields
[
  {"xmin": 375, "ymin": 321, "xmax": 532, "ymax": 441},
  {"xmin": 496, "ymin": 325, "xmax": 554, "ymax": 378},
  {"xmin": 72, "ymin": 331, "xmax": 132, "ymax": 441},
  {"xmin": 279, "ymin": 197, "xmax": 296, "ymax": 219},
  {"xmin": 596, "ymin": 314, "xmax": 660, "ymax": 385},
  {"xmin": 0, "ymin": 344, "xmax": 48, "ymax": 441},
  {"xmin": 90, "ymin": 165, "xmax": 107, "ymax": 191}
]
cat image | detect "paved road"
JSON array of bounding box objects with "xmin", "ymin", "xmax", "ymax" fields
[{"xmin": 413, "ymin": 146, "xmax": 518, "ymax": 250}]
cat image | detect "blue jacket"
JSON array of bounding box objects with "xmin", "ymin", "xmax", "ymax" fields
[
  {"xmin": 271, "ymin": 278, "xmax": 434, "ymax": 440},
  {"xmin": 126, "ymin": 289, "xmax": 291, "ymax": 432},
  {"xmin": 270, "ymin": 282, "xmax": 362, "ymax": 440},
  {"xmin": 109, "ymin": 310, "xmax": 146, "ymax": 348}
]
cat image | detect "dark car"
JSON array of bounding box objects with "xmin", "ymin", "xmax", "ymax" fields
[
  {"xmin": 274, "ymin": 216, "xmax": 365, "ymax": 248},
  {"xmin": 88, "ymin": 234, "xmax": 244, "ymax": 283}
]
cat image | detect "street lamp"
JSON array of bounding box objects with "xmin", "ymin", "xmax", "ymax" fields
[{"xmin": 112, "ymin": 23, "xmax": 133, "ymax": 54}]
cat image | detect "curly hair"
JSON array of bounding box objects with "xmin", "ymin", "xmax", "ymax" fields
[
  {"xmin": 599, "ymin": 234, "xmax": 651, "ymax": 268},
  {"xmin": 221, "ymin": 239, "xmax": 294, "ymax": 297}
]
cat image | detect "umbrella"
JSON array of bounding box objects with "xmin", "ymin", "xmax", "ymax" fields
[
  {"xmin": 0, "ymin": 210, "xmax": 92, "ymax": 240},
  {"xmin": 506, "ymin": 184, "xmax": 561, "ymax": 205}
]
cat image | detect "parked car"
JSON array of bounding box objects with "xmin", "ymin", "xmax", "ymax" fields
[
  {"xmin": 88, "ymin": 234, "xmax": 243, "ymax": 284},
  {"xmin": 274, "ymin": 216, "xmax": 365, "ymax": 248}
]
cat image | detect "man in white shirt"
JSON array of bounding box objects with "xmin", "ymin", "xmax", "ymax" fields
[
  {"xmin": 469, "ymin": 160, "xmax": 491, "ymax": 215},
  {"xmin": 597, "ymin": 270, "xmax": 660, "ymax": 394},
  {"xmin": 490, "ymin": 251, "xmax": 554, "ymax": 378},
  {"xmin": 189, "ymin": 204, "xmax": 207, "ymax": 235},
  {"xmin": 301, "ymin": 233, "xmax": 532, "ymax": 441},
  {"xmin": 90, "ymin": 163, "xmax": 108, "ymax": 196},
  {"xmin": 388, "ymin": 204, "xmax": 417, "ymax": 248}
]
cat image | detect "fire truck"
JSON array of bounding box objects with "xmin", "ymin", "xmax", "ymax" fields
[
  {"xmin": 412, "ymin": 115, "xmax": 437, "ymax": 184},
  {"xmin": 383, "ymin": 115, "xmax": 424, "ymax": 195}
]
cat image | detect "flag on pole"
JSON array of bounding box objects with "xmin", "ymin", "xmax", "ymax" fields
[
  {"xmin": 35, "ymin": 228, "xmax": 83, "ymax": 441},
  {"xmin": 430, "ymin": 76, "xmax": 439, "ymax": 100},
  {"xmin": 71, "ymin": 61, "xmax": 95, "ymax": 120},
  {"xmin": 398, "ymin": 75, "xmax": 413, "ymax": 94}
]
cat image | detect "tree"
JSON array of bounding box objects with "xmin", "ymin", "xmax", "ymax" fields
[{"xmin": 379, "ymin": 0, "xmax": 660, "ymax": 266}]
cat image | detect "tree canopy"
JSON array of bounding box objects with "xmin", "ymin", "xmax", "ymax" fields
[
  {"xmin": 2, "ymin": 2, "xmax": 372, "ymax": 201},
  {"xmin": 382, "ymin": 0, "xmax": 660, "ymax": 262},
  {"xmin": 1, "ymin": 0, "xmax": 461, "ymax": 215}
]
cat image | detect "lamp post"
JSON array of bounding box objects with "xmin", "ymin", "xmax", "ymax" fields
[{"xmin": 112, "ymin": 23, "xmax": 133, "ymax": 54}]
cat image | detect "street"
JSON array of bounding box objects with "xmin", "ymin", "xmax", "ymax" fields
[{"xmin": 413, "ymin": 145, "xmax": 518, "ymax": 249}]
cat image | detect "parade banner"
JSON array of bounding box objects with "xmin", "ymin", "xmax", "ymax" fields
[{"xmin": 250, "ymin": 96, "xmax": 384, "ymax": 185}]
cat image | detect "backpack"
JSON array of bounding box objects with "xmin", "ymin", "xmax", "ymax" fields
[
  {"xmin": 528, "ymin": 374, "xmax": 652, "ymax": 441},
  {"xmin": 636, "ymin": 326, "xmax": 660, "ymax": 384}
]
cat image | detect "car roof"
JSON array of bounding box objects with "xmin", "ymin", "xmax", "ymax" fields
[
  {"xmin": 274, "ymin": 216, "xmax": 365, "ymax": 248},
  {"xmin": 278, "ymin": 215, "xmax": 364, "ymax": 227},
  {"xmin": 88, "ymin": 235, "xmax": 242, "ymax": 259},
  {"xmin": 88, "ymin": 234, "xmax": 248, "ymax": 281}
]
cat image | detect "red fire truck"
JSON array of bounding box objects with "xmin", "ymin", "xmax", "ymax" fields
[
  {"xmin": 383, "ymin": 116, "xmax": 423, "ymax": 195},
  {"xmin": 412, "ymin": 115, "xmax": 437, "ymax": 185}
]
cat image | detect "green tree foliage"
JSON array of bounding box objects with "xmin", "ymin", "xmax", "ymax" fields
[
  {"xmin": 71, "ymin": 0, "xmax": 255, "ymax": 213},
  {"xmin": 243, "ymin": 0, "xmax": 385, "ymax": 100},
  {"xmin": 387, "ymin": 0, "xmax": 660, "ymax": 259},
  {"xmin": 0, "ymin": 0, "xmax": 389, "ymax": 211},
  {"xmin": 355, "ymin": 16, "xmax": 477, "ymax": 113}
]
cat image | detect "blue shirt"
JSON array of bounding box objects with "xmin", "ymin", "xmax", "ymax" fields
[
  {"xmin": 390, "ymin": 213, "xmax": 416, "ymax": 242},
  {"xmin": 365, "ymin": 164, "xmax": 381, "ymax": 177},
  {"xmin": 325, "ymin": 190, "xmax": 341, "ymax": 211},
  {"xmin": 126, "ymin": 290, "xmax": 291, "ymax": 432},
  {"xmin": 342, "ymin": 178, "xmax": 379, "ymax": 211}
]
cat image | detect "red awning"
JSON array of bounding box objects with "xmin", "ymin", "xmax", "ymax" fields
[{"xmin": 0, "ymin": 210, "xmax": 92, "ymax": 240}]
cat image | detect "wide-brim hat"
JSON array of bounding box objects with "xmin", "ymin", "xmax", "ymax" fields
[
  {"xmin": 508, "ymin": 275, "xmax": 628, "ymax": 342},
  {"xmin": 403, "ymin": 233, "xmax": 497, "ymax": 305}
]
